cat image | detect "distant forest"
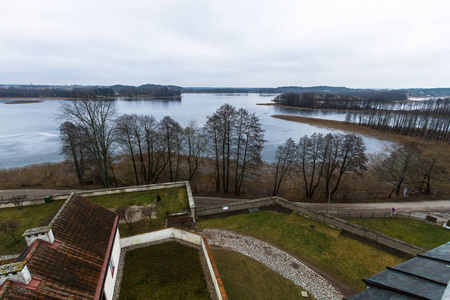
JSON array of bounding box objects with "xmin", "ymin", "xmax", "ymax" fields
[
  {"xmin": 111, "ymin": 84, "xmax": 181, "ymax": 97},
  {"xmin": 0, "ymin": 84, "xmax": 181, "ymax": 98},
  {"xmin": 276, "ymin": 92, "xmax": 450, "ymax": 142},
  {"xmin": 2, "ymin": 84, "xmax": 450, "ymax": 99},
  {"xmin": 0, "ymin": 86, "xmax": 115, "ymax": 98},
  {"xmin": 275, "ymin": 92, "xmax": 407, "ymax": 109},
  {"xmin": 346, "ymin": 99, "xmax": 450, "ymax": 142}
]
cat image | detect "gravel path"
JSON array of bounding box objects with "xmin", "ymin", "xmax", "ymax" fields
[{"xmin": 202, "ymin": 229, "xmax": 344, "ymax": 300}]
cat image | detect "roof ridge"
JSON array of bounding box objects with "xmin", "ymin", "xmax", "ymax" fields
[{"xmin": 47, "ymin": 192, "xmax": 76, "ymax": 228}]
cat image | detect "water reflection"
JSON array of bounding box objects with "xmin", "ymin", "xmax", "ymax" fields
[{"xmin": 0, "ymin": 94, "xmax": 392, "ymax": 168}]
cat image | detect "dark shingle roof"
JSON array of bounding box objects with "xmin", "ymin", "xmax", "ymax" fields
[
  {"xmin": 350, "ymin": 242, "xmax": 450, "ymax": 300},
  {"xmin": 0, "ymin": 194, "xmax": 118, "ymax": 299}
]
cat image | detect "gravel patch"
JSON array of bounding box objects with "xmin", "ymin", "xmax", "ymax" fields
[{"xmin": 202, "ymin": 228, "xmax": 344, "ymax": 300}]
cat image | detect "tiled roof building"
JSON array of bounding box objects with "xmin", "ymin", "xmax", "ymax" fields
[{"xmin": 0, "ymin": 194, "xmax": 120, "ymax": 300}]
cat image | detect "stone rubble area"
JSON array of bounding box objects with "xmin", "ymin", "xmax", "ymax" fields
[{"xmin": 202, "ymin": 228, "xmax": 344, "ymax": 300}]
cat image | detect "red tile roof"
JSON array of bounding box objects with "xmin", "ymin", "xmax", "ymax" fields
[{"xmin": 0, "ymin": 194, "xmax": 119, "ymax": 300}]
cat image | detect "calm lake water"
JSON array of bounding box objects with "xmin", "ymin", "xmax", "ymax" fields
[{"xmin": 0, "ymin": 94, "xmax": 390, "ymax": 168}]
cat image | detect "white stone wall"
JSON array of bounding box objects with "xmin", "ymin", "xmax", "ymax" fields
[
  {"xmin": 172, "ymin": 228, "xmax": 202, "ymax": 245},
  {"xmin": 103, "ymin": 229, "xmax": 121, "ymax": 300},
  {"xmin": 120, "ymin": 228, "xmax": 174, "ymax": 248}
]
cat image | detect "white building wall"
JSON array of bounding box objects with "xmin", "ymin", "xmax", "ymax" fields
[{"xmin": 103, "ymin": 229, "xmax": 121, "ymax": 300}]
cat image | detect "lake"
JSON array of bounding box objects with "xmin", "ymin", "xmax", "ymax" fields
[{"xmin": 0, "ymin": 94, "xmax": 390, "ymax": 168}]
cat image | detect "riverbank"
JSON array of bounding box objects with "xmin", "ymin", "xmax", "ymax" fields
[
  {"xmin": 258, "ymin": 103, "xmax": 371, "ymax": 113},
  {"xmin": 260, "ymin": 103, "xmax": 415, "ymax": 113},
  {"xmin": 272, "ymin": 114, "xmax": 411, "ymax": 143}
]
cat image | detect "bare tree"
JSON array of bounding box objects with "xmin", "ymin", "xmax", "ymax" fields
[
  {"xmin": 233, "ymin": 110, "xmax": 265, "ymax": 194},
  {"xmin": 115, "ymin": 114, "xmax": 140, "ymax": 185},
  {"xmin": 205, "ymin": 104, "xmax": 237, "ymax": 193},
  {"xmin": 9, "ymin": 195, "xmax": 27, "ymax": 216},
  {"xmin": 141, "ymin": 205, "xmax": 155, "ymax": 225},
  {"xmin": 159, "ymin": 116, "xmax": 183, "ymax": 182},
  {"xmin": 0, "ymin": 219, "xmax": 20, "ymax": 242},
  {"xmin": 297, "ymin": 133, "xmax": 326, "ymax": 198},
  {"xmin": 60, "ymin": 121, "xmax": 87, "ymax": 184},
  {"xmin": 417, "ymin": 153, "xmax": 447, "ymax": 195},
  {"xmin": 59, "ymin": 99, "xmax": 117, "ymax": 188},
  {"xmin": 204, "ymin": 104, "xmax": 265, "ymax": 194},
  {"xmin": 324, "ymin": 134, "xmax": 367, "ymax": 198},
  {"xmin": 115, "ymin": 206, "xmax": 133, "ymax": 228},
  {"xmin": 294, "ymin": 133, "xmax": 367, "ymax": 199},
  {"xmin": 183, "ymin": 120, "xmax": 208, "ymax": 193},
  {"xmin": 375, "ymin": 144, "xmax": 420, "ymax": 198},
  {"xmin": 272, "ymin": 138, "xmax": 297, "ymax": 196},
  {"xmin": 140, "ymin": 115, "xmax": 166, "ymax": 183}
]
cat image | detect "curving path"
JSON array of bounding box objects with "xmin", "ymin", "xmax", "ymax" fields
[{"xmin": 202, "ymin": 228, "xmax": 344, "ymax": 300}]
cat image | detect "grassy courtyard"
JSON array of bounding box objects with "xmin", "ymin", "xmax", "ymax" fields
[
  {"xmin": 87, "ymin": 186, "xmax": 189, "ymax": 218},
  {"xmin": 213, "ymin": 248, "xmax": 315, "ymax": 299},
  {"xmin": 0, "ymin": 187, "xmax": 188, "ymax": 255},
  {"xmin": 345, "ymin": 217, "xmax": 450, "ymax": 249},
  {"xmin": 198, "ymin": 211, "xmax": 404, "ymax": 291},
  {"xmin": 0, "ymin": 201, "xmax": 64, "ymax": 254},
  {"xmin": 118, "ymin": 242, "xmax": 210, "ymax": 300},
  {"xmin": 118, "ymin": 218, "xmax": 166, "ymax": 237}
]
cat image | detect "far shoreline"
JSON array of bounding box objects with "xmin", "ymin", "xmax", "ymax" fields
[
  {"xmin": 5, "ymin": 100, "xmax": 44, "ymax": 104},
  {"xmin": 271, "ymin": 114, "xmax": 414, "ymax": 144},
  {"xmin": 0, "ymin": 95, "xmax": 182, "ymax": 101}
]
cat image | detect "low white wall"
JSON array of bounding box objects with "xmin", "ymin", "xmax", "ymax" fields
[
  {"xmin": 120, "ymin": 228, "xmax": 175, "ymax": 248},
  {"xmin": 185, "ymin": 182, "xmax": 195, "ymax": 218},
  {"xmin": 119, "ymin": 228, "xmax": 226, "ymax": 300}
]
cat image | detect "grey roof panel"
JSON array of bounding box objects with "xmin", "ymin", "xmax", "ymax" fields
[
  {"xmin": 392, "ymin": 256, "xmax": 450, "ymax": 285},
  {"xmin": 364, "ymin": 269, "xmax": 445, "ymax": 299},
  {"xmin": 422, "ymin": 242, "xmax": 450, "ymax": 263},
  {"xmin": 350, "ymin": 286, "xmax": 417, "ymax": 300}
]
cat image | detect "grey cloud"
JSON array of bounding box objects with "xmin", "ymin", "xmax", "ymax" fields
[{"xmin": 0, "ymin": 0, "xmax": 449, "ymax": 87}]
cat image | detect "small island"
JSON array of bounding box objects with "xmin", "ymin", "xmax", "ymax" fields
[{"xmin": 5, "ymin": 100, "xmax": 43, "ymax": 104}]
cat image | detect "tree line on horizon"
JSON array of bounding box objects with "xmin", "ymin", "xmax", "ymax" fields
[{"xmin": 0, "ymin": 85, "xmax": 181, "ymax": 98}]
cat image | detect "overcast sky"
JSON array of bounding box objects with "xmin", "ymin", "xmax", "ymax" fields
[{"xmin": 1, "ymin": 0, "xmax": 449, "ymax": 88}]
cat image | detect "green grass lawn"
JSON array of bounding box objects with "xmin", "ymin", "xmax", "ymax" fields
[
  {"xmin": 213, "ymin": 248, "xmax": 315, "ymax": 300},
  {"xmin": 198, "ymin": 211, "xmax": 404, "ymax": 292},
  {"xmin": 87, "ymin": 187, "xmax": 189, "ymax": 218},
  {"xmin": 119, "ymin": 242, "xmax": 210, "ymax": 300},
  {"xmin": 345, "ymin": 218, "xmax": 450, "ymax": 249},
  {"xmin": 119, "ymin": 218, "xmax": 166, "ymax": 237},
  {"xmin": 0, "ymin": 201, "xmax": 63, "ymax": 255},
  {"xmin": 0, "ymin": 187, "xmax": 187, "ymax": 255}
]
